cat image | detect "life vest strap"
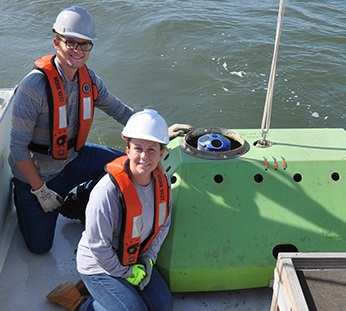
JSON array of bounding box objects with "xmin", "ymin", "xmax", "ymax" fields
[{"xmin": 28, "ymin": 138, "xmax": 76, "ymax": 156}]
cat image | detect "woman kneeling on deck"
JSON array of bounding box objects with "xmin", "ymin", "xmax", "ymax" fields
[{"xmin": 47, "ymin": 109, "xmax": 174, "ymax": 311}]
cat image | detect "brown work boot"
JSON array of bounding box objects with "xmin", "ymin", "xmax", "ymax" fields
[
  {"xmin": 47, "ymin": 281, "xmax": 85, "ymax": 311},
  {"xmin": 75, "ymin": 279, "xmax": 90, "ymax": 296}
]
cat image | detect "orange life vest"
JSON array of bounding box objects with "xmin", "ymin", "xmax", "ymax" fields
[
  {"xmin": 106, "ymin": 156, "xmax": 170, "ymax": 266},
  {"xmin": 32, "ymin": 54, "xmax": 98, "ymax": 159}
]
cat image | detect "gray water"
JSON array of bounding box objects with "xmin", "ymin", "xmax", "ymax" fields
[{"xmin": 1, "ymin": 0, "xmax": 345, "ymax": 149}]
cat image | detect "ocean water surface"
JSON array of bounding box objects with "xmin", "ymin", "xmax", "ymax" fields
[{"xmin": 1, "ymin": 0, "xmax": 345, "ymax": 149}]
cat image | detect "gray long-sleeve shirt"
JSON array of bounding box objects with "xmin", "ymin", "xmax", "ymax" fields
[
  {"xmin": 76, "ymin": 169, "xmax": 172, "ymax": 278},
  {"xmin": 9, "ymin": 57, "xmax": 134, "ymax": 183}
]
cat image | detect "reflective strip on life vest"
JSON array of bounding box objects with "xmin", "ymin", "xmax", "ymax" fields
[
  {"xmin": 59, "ymin": 105, "xmax": 67, "ymax": 128},
  {"xmin": 132, "ymin": 215, "xmax": 142, "ymax": 238}
]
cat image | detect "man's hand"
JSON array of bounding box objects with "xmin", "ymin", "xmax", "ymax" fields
[
  {"xmin": 31, "ymin": 182, "xmax": 63, "ymax": 213},
  {"xmin": 126, "ymin": 264, "xmax": 146, "ymax": 286},
  {"xmin": 139, "ymin": 257, "xmax": 153, "ymax": 291},
  {"xmin": 168, "ymin": 124, "xmax": 193, "ymax": 140}
]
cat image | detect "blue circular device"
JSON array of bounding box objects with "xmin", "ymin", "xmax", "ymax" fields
[{"xmin": 197, "ymin": 134, "xmax": 231, "ymax": 152}]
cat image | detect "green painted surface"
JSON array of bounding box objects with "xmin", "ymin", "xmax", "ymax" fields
[{"xmin": 157, "ymin": 128, "xmax": 346, "ymax": 292}]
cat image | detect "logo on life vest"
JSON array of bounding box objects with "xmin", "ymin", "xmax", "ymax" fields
[{"xmin": 82, "ymin": 83, "xmax": 90, "ymax": 94}]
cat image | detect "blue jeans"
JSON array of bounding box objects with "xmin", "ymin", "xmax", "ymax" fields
[
  {"xmin": 80, "ymin": 268, "xmax": 173, "ymax": 311},
  {"xmin": 13, "ymin": 143, "xmax": 124, "ymax": 254}
]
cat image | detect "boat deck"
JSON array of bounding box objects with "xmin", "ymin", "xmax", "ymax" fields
[
  {"xmin": 0, "ymin": 88, "xmax": 272, "ymax": 310},
  {"xmin": 0, "ymin": 210, "xmax": 272, "ymax": 310}
]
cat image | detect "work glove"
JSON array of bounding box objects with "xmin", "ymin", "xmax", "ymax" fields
[
  {"xmin": 126, "ymin": 264, "xmax": 146, "ymax": 286},
  {"xmin": 139, "ymin": 257, "xmax": 154, "ymax": 291},
  {"xmin": 168, "ymin": 124, "xmax": 193, "ymax": 140},
  {"xmin": 31, "ymin": 182, "xmax": 63, "ymax": 213}
]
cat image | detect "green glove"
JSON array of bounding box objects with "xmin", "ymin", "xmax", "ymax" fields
[
  {"xmin": 126, "ymin": 264, "xmax": 146, "ymax": 286},
  {"xmin": 139, "ymin": 257, "xmax": 153, "ymax": 291}
]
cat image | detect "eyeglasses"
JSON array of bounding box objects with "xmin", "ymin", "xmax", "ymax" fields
[{"xmin": 57, "ymin": 36, "xmax": 93, "ymax": 51}]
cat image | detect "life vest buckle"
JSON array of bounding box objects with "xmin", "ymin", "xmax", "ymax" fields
[
  {"xmin": 127, "ymin": 244, "xmax": 139, "ymax": 255},
  {"xmin": 56, "ymin": 135, "xmax": 67, "ymax": 146}
]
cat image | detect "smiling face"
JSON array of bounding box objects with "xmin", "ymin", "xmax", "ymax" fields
[
  {"xmin": 126, "ymin": 138, "xmax": 165, "ymax": 186},
  {"xmin": 53, "ymin": 34, "xmax": 91, "ymax": 81}
]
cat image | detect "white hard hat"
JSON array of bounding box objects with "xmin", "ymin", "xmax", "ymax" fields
[
  {"xmin": 53, "ymin": 6, "xmax": 97, "ymax": 41},
  {"xmin": 122, "ymin": 109, "xmax": 169, "ymax": 144}
]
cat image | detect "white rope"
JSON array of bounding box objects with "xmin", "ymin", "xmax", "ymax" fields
[{"xmin": 259, "ymin": 0, "xmax": 286, "ymax": 145}]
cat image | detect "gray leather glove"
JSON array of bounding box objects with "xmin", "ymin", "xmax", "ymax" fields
[
  {"xmin": 168, "ymin": 124, "xmax": 193, "ymax": 140},
  {"xmin": 139, "ymin": 257, "xmax": 153, "ymax": 291},
  {"xmin": 31, "ymin": 182, "xmax": 63, "ymax": 213}
]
